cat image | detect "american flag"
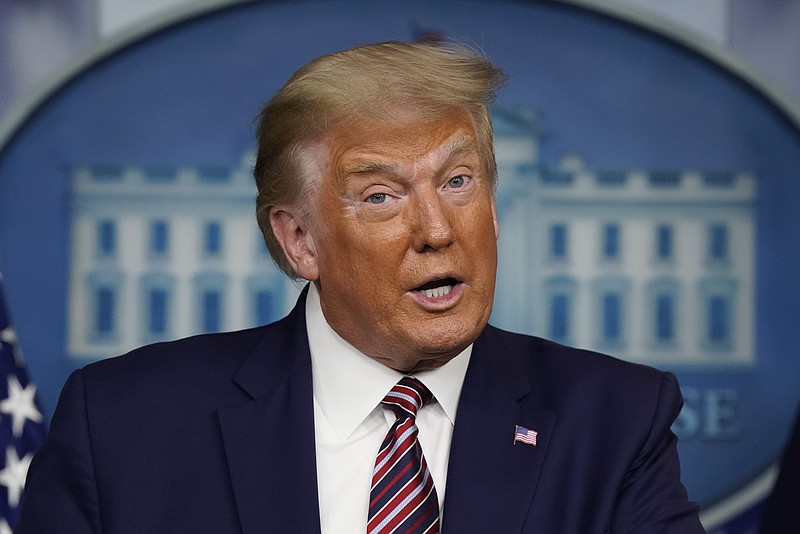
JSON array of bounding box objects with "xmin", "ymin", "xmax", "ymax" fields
[
  {"xmin": 513, "ymin": 425, "xmax": 538, "ymax": 447},
  {"xmin": 0, "ymin": 275, "xmax": 46, "ymax": 532}
]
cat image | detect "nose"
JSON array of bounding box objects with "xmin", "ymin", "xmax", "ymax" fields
[{"xmin": 410, "ymin": 191, "xmax": 455, "ymax": 252}]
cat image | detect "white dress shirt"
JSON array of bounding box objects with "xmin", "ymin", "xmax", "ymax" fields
[{"xmin": 305, "ymin": 284, "xmax": 471, "ymax": 533}]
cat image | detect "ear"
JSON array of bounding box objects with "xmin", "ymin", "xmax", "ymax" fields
[
  {"xmin": 491, "ymin": 197, "xmax": 500, "ymax": 240},
  {"xmin": 270, "ymin": 206, "xmax": 319, "ymax": 281}
]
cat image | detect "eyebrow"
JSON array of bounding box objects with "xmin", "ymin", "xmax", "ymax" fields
[
  {"xmin": 344, "ymin": 160, "xmax": 395, "ymax": 176},
  {"xmin": 441, "ymin": 136, "xmax": 479, "ymax": 161},
  {"xmin": 342, "ymin": 135, "xmax": 479, "ymax": 177}
]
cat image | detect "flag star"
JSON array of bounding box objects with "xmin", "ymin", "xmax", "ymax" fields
[
  {"xmin": 0, "ymin": 326, "xmax": 24, "ymax": 366},
  {"xmin": 0, "ymin": 327, "xmax": 15, "ymax": 346},
  {"xmin": 0, "ymin": 376, "xmax": 42, "ymax": 437},
  {"xmin": 0, "ymin": 446, "xmax": 33, "ymax": 508},
  {"xmin": 0, "ymin": 519, "xmax": 10, "ymax": 534}
]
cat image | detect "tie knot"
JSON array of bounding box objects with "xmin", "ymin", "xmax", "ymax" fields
[{"xmin": 382, "ymin": 376, "xmax": 433, "ymax": 420}]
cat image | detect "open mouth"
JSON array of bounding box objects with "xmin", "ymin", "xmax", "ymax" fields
[{"xmin": 414, "ymin": 277, "xmax": 460, "ymax": 299}]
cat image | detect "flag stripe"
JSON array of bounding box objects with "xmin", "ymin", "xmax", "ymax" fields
[{"xmin": 514, "ymin": 425, "xmax": 538, "ymax": 446}]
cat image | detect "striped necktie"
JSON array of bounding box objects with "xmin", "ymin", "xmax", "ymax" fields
[{"xmin": 367, "ymin": 376, "xmax": 440, "ymax": 534}]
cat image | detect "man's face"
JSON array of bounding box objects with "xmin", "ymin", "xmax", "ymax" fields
[{"xmin": 296, "ymin": 107, "xmax": 498, "ymax": 372}]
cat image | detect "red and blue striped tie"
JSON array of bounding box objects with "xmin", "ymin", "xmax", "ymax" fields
[{"xmin": 367, "ymin": 376, "xmax": 440, "ymax": 534}]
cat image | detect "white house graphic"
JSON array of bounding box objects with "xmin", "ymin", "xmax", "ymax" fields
[
  {"xmin": 67, "ymin": 108, "xmax": 756, "ymax": 366},
  {"xmin": 492, "ymin": 108, "xmax": 755, "ymax": 366},
  {"xmin": 66, "ymin": 154, "xmax": 300, "ymax": 361}
]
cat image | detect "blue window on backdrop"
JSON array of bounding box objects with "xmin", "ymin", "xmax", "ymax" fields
[
  {"xmin": 97, "ymin": 220, "xmax": 116, "ymax": 257},
  {"xmin": 550, "ymin": 293, "xmax": 569, "ymax": 341},
  {"xmin": 603, "ymin": 293, "xmax": 622, "ymax": 342},
  {"xmin": 96, "ymin": 287, "xmax": 116, "ymax": 334},
  {"xmin": 148, "ymin": 288, "xmax": 169, "ymax": 335},
  {"xmin": 656, "ymin": 225, "xmax": 673, "ymax": 260},
  {"xmin": 203, "ymin": 289, "xmax": 222, "ymax": 332},
  {"xmin": 708, "ymin": 295, "xmax": 731, "ymax": 343},
  {"xmin": 603, "ymin": 224, "xmax": 620, "ymax": 259},
  {"xmin": 655, "ymin": 293, "xmax": 675, "ymax": 341},
  {"xmin": 150, "ymin": 220, "xmax": 169, "ymax": 256},
  {"xmin": 709, "ymin": 224, "xmax": 729, "ymax": 261},
  {"xmin": 550, "ymin": 224, "xmax": 567, "ymax": 259},
  {"xmin": 194, "ymin": 272, "xmax": 227, "ymax": 333},
  {"xmin": 204, "ymin": 222, "xmax": 222, "ymax": 256},
  {"xmin": 545, "ymin": 276, "xmax": 576, "ymax": 344},
  {"xmin": 699, "ymin": 276, "xmax": 736, "ymax": 352},
  {"xmin": 88, "ymin": 271, "xmax": 122, "ymax": 342}
]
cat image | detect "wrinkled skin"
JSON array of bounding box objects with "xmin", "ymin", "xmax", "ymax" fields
[{"xmin": 271, "ymin": 107, "xmax": 499, "ymax": 372}]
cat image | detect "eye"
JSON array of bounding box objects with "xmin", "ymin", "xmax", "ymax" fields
[
  {"xmin": 367, "ymin": 193, "xmax": 387, "ymax": 204},
  {"xmin": 447, "ymin": 175, "xmax": 468, "ymax": 189}
]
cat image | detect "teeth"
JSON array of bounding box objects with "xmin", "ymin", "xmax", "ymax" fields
[{"xmin": 420, "ymin": 285, "xmax": 453, "ymax": 299}]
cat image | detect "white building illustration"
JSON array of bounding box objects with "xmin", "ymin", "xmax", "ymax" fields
[
  {"xmin": 67, "ymin": 108, "xmax": 756, "ymax": 366},
  {"xmin": 492, "ymin": 108, "xmax": 755, "ymax": 366},
  {"xmin": 67, "ymin": 155, "xmax": 301, "ymax": 360}
]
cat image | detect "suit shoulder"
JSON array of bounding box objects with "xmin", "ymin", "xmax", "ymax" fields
[
  {"xmin": 481, "ymin": 325, "xmax": 677, "ymax": 401},
  {"xmin": 80, "ymin": 325, "xmax": 271, "ymax": 391}
]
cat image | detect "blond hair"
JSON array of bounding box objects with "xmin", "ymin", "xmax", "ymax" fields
[{"xmin": 253, "ymin": 41, "xmax": 506, "ymax": 278}]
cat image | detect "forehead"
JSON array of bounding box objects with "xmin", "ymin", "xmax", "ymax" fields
[{"xmin": 322, "ymin": 107, "xmax": 481, "ymax": 175}]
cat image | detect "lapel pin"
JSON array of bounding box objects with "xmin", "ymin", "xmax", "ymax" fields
[{"xmin": 513, "ymin": 424, "xmax": 538, "ymax": 446}]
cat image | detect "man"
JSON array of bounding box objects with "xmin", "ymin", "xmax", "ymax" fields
[
  {"xmin": 759, "ymin": 404, "xmax": 800, "ymax": 533},
  {"xmin": 16, "ymin": 42, "xmax": 704, "ymax": 533}
]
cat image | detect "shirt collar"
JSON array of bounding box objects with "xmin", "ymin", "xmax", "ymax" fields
[{"xmin": 305, "ymin": 283, "xmax": 471, "ymax": 441}]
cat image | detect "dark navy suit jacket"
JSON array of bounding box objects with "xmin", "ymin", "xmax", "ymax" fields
[{"xmin": 16, "ymin": 292, "xmax": 704, "ymax": 533}]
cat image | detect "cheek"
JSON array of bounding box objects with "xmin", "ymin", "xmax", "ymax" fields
[
  {"xmin": 351, "ymin": 220, "xmax": 412, "ymax": 259},
  {"xmin": 461, "ymin": 205, "xmax": 499, "ymax": 248},
  {"xmin": 463, "ymin": 222, "xmax": 499, "ymax": 284},
  {"xmin": 321, "ymin": 225, "xmax": 402, "ymax": 278}
]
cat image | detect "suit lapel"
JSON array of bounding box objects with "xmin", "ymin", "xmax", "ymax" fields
[
  {"xmin": 442, "ymin": 326, "xmax": 556, "ymax": 533},
  {"xmin": 217, "ymin": 292, "xmax": 322, "ymax": 534}
]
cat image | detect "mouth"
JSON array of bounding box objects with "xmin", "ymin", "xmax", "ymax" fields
[{"xmin": 413, "ymin": 276, "xmax": 462, "ymax": 299}]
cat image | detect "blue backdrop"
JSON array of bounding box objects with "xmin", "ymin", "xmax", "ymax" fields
[{"xmin": 1, "ymin": 1, "xmax": 798, "ymax": 529}]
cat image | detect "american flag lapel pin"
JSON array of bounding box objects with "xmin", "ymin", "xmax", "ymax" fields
[{"xmin": 513, "ymin": 424, "xmax": 538, "ymax": 446}]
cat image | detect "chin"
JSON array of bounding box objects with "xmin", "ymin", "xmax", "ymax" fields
[
  {"xmin": 411, "ymin": 326, "xmax": 478, "ymax": 359},
  {"xmin": 382, "ymin": 314, "xmax": 489, "ymax": 371}
]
